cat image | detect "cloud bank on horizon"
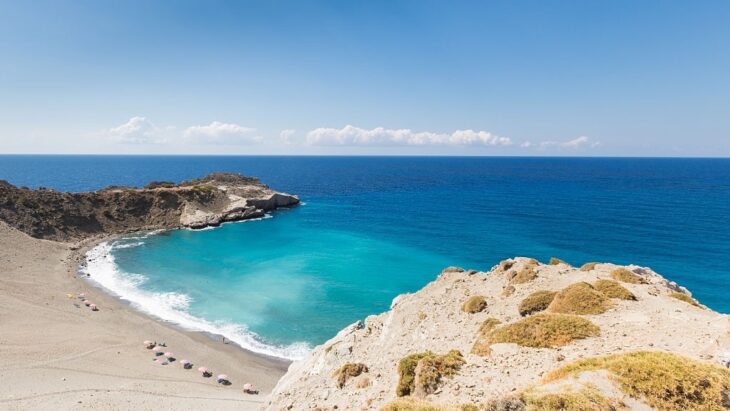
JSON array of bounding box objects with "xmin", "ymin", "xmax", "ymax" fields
[{"xmin": 101, "ymin": 117, "xmax": 597, "ymax": 153}]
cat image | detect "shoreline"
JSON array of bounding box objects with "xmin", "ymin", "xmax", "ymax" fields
[
  {"xmin": 0, "ymin": 222, "xmax": 289, "ymax": 410},
  {"xmin": 76, "ymin": 227, "xmax": 303, "ymax": 362}
]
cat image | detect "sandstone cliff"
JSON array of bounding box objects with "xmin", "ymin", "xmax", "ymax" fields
[
  {"xmin": 265, "ymin": 258, "xmax": 730, "ymax": 410},
  {"xmin": 0, "ymin": 172, "xmax": 299, "ymax": 241}
]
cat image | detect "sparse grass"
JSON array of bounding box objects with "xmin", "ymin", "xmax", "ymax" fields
[
  {"xmin": 333, "ymin": 363, "xmax": 368, "ymax": 388},
  {"xmin": 416, "ymin": 350, "xmax": 466, "ymax": 396},
  {"xmin": 462, "ymin": 295, "xmax": 487, "ymax": 313},
  {"xmin": 501, "ymin": 285, "xmax": 515, "ymax": 297},
  {"xmin": 499, "ymin": 259, "xmax": 515, "ymax": 271},
  {"xmin": 669, "ymin": 291, "xmax": 701, "ymax": 307},
  {"xmin": 472, "ymin": 318, "xmax": 502, "ymax": 356},
  {"xmin": 488, "ymin": 313, "xmax": 600, "ymax": 348},
  {"xmin": 593, "ymin": 279, "xmax": 636, "ymax": 300},
  {"xmin": 381, "ymin": 398, "xmax": 480, "ymax": 411},
  {"xmin": 544, "ymin": 351, "xmax": 730, "ymax": 410},
  {"xmin": 509, "ymin": 260, "xmax": 540, "ymax": 285},
  {"xmin": 548, "ymin": 257, "xmax": 568, "ymax": 266},
  {"xmin": 522, "ymin": 386, "xmax": 622, "ymax": 411},
  {"xmin": 580, "ymin": 262, "xmax": 598, "ymax": 271},
  {"xmin": 396, "ymin": 350, "xmax": 465, "ymax": 397},
  {"xmin": 518, "ymin": 291, "xmax": 558, "ymax": 316},
  {"xmin": 397, "ymin": 353, "xmax": 428, "ymax": 396},
  {"xmin": 548, "ymin": 282, "xmax": 611, "ymax": 315},
  {"xmin": 610, "ymin": 267, "xmax": 647, "ymax": 284}
]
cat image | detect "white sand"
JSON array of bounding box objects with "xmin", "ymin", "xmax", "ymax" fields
[{"xmin": 0, "ymin": 222, "xmax": 288, "ymax": 410}]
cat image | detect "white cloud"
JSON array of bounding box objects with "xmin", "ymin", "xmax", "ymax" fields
[
  {"xmin": 279, "ymin": 129, "xmax": 296, "ymax": 144},
  {"xmin": 537, "ymin": 136, "xmax": 599, "ymax": 150},
  {"xmin": 306, "ymin": 125, "xmax": 511, "ymax": 146},
  {"xmin": 106, "ymin": 116, "xmax": 166, "ymax": 144},
  {"xmin": 183, "ymin": 121, "xmax": 261, "ymax": 145}
]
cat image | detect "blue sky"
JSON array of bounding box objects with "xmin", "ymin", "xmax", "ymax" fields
[{"xmin": 0, "ymin": 0, "xmax": 728, "ymax": 155}]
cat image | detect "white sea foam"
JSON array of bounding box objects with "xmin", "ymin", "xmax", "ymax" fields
[{"xmin": 82, "ymin": 240, "xmax": 311, "ymax": 360}]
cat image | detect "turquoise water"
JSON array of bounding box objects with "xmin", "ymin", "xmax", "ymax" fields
[
  {"xmin": 99, "ymin": 204, "xmax": 456, "ymax": 357},
  {"xmin": 2, "ymin": 156, "xmax": 728, "ymax": 359}
]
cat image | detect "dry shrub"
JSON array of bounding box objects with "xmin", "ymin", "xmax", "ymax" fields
[
  {"xmin": 518, "ymin": 290, "xmax": 557, "ymax": 316},
  {"xmin": 509, "ymin": 259, "xmax": 540, "ymax": 285},
  {"xmin": 579, "ymin": 262, "xmax": 598, "ymax": 271},
  {"xmin": 396, "ymin": 350, "xmax": 465, "ymax": 397},
  {"xmin": 488, "ymin": 313, "xmax": 600, "ymax": 348},
  {"xmin": 522, "ymin": 387, "xmax": 622, "ymax": 410},
  {"xmin": 333, "ymin": 363, "xmax": 368, "ymax": 388},
  {"xmin": 501, "ymin": 285, "xmax": 516, "ymax": 297},
  {"xmin": 669, "ymin": 291, "xmax": 701, "ymax": 307},
  {"xmin": 544, "ymin": 351, "xmax": 730, "ymax": 410},
  {"xmin": 382, "ymin": 398, "xmax": 481, "ymax": 411},
  {"xmin": 610, "ymin": 267, "xmax": 647, "ymax": 284},
  {"xmin": 548, "ymin": 257, "xmax": 568, "ymax": 266},
  {"xmin": 471, "ymin": 318, "xmax": 502, "ymax": 356},
  {"xmin": 462, "ymin": 295, "xmax": 487, "ymax": 313},
  {"xmin": 592, "ymin": 279, "xmax": 636, "ymax": 300},
  {"xmin": 548, "ymin": 282, "xmax": 611, "ymax": 315}
]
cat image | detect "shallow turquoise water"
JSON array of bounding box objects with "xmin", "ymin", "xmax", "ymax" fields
[{"xmin": 102, "ymin": 203, "xmax": 461, "ymax": 357}]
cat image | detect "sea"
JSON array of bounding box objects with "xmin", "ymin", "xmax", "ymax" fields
[{"xmin": 1, "ymin": 155, "xmax": 728, "ymax": 360}]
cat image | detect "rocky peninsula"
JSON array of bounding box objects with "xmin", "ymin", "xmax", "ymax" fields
[
  {"xmin": 0, "ymin": 172, "xmax": 299, "ymax": 241},
  {"xmin": 265, "ymin": 258, "xmax": 730, "ymax": 410}
]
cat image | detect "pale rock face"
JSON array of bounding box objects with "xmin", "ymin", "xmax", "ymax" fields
[{"xmin": 264, "ymin": 258, "xmax": 729, "ymax": 410}]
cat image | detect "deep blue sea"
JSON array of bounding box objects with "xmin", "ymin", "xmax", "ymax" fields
[{"xmin": 1, "ymin": 155, "xmax": 728, "ymax": 359}]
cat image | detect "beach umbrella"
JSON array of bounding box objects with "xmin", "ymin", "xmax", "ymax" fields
[
  {"xmin": 164, "ymin": 352, "xmax": 174, "ymax": 358},
  {"xmin": 83, "ymin": 300, "xmax": 91, "ymax": 306},
  {"xmin": 198, "ymin": 366, "xmax": 211, "ymax": 376},
  {"xmin": 143, "ymin": 340, "xmax": 154, "ymax": 349},
  {"xmin": 243, "ymin": 383, "xmax": 253, "ymax": 391},
  {"xmin": 79, "ymin": 293, "xmax": 86, "ymax": 299},
  {"xmin": 217, "ymin": 374, "xmax": 229, "ymax": 384},
  {"xmin": 90, "ymin": 304, "xmax": 98, "ymax": 311},
  {"xmin": 180, "ymin": 359, "xmax": 192, "ymax": 369},
  {"xmin": 152, "ymin": 346, "xmax": 164, "ymax": 355}
]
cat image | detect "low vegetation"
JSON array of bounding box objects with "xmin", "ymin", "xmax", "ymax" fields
[
  {"xmin": 592, "ymin": 279, "xmax": 636, "ymax": 300},
  {"xmin": 548, "ymin": 257, "xmax": 568, "ymax": 266},
  {"xmin": 522, "ymin": 387, "xmax": 622, "ymax": 411},
  {"xmin": 579, "ymin": 262, "xmax": 598, "ymax": 271},
  {"xmin": 610, "ymin": 267, "xmax": 647, "ymax": 284},
  {"xmin": 544, "ymin": 351, "xmax": 730, "ymax": 410},
  {"xmin": 488, "ymin": 313, "xmax": 600, "ymax": 348},
  {"xmin": 548, "ymin": 282, "xmax": 611, "ymax": 315},
  {"xmin": 501, "ymin": 285, "xmax": 515, "ymax": 297},
  {"xmin": 669, "ymin": 291, "xmax": 701, "ymax": 307},
  {"xmin": 471, "ymin": 318, "xmax": 501, "ymax": 356},
  {"xmin": 461, "ymin": 296, "xmax": 487, "ymax": 313},
  {"xmin": 144, "ymin": 181, "xmax": 176, "ymax": 189},
  {"xmin": 382, "ymin": 398, "xmax": 479, "ymax": 411},
  {"xmin": 396, "ymin": 350, "xmax": 465, "ymax": 397},
  {"xmin": 518, "ymin": 290, "xmax": 557, "ymax": 316},
  {"xmin": 509, "ymin": 259, "xmax": 540, "ymax": 284},
  {"xmin": 333, "ymin": 362, "xmax": 368, "ymax": 388}
]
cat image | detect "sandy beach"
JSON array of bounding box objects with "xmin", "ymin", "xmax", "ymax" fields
[{"xmin": 0, "ymin": 221, "xmax": 289, "ymax": 410}]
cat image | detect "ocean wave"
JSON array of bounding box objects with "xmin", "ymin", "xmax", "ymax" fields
[{"xmin": 82, "ymin": 241, "xmax": 311, "ymax": 360}]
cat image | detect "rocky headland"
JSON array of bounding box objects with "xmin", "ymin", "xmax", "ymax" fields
[
  {"xmin": 265, "ymin": 258, "xmax": 730, "ymax": 410},
  {"xmin": 0, "ymin": 172, "xmax": 299, "ymax": 241}
]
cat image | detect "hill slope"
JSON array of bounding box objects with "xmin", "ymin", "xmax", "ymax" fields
[{"xmin": 265, "ymin": 258, "xmax": 730, "ymax": 410}]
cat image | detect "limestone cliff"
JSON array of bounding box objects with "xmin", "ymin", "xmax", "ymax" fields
[
  {"xmin": 265, "ymin": 258, "xmax": 730, "ymax": 410},
  {"xmin": 0, "ymin": 172, "xmax": 299, "ymax": 241}
]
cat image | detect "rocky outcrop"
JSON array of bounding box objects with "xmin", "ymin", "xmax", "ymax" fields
[
  {"xmin": 265, "ymin": 258, "xmax": 730, "ymax": 410},
  {"xmin": 0, "ymin": 172, "xmax": 299, "ymax": 241}
]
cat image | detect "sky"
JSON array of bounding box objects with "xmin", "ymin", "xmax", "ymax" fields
[{"xmin": 0, "ymin": 0, "xmax": 728, "ymax": 156}]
